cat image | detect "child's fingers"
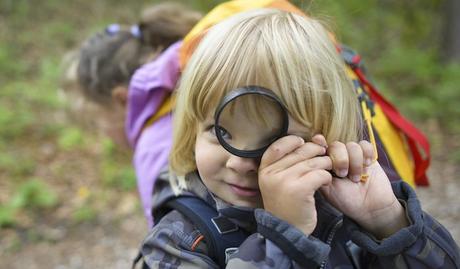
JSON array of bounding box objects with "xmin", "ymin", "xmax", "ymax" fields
[
  {"xmin": 346, "ymin": 142, "xmax": 364, "ymax": 183},
  {"xmin": 311, "ymin": 134, "xmax": 328, "ymax": 148},
  {"xmin": 260, "ymin": 135, "xmax": 305, "ymax": 169},
  {"xmin": 327, "ymin": 141, "xmax": 349, "ymax": 178},
  {"xmin": 267, "ymin": 142, "xmax": 326, "ymax": 172},
  {"xmin": 294, "ymin": 142, "xmax": 327, "ymax": 161},
  {"xmin": 286, "ymin": 156, "xmax": 332, "ymax": 177},
  {"xmin": 359, "ymin": 140, "xmax": 375, "ymax": 166}
]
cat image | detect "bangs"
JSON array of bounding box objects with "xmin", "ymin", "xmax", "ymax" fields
[
  {"xmin": 220, "ymin": 93, "xmax": 285, "ymax": 130},
  {"xmin": 188, "ymin": 43, "xmax": 267, "ymax": 122},
  {"xmin": 182, "ymin": 10, "xmax": 283, "ymax": 123}
]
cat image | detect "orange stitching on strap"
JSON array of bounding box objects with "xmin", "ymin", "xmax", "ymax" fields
[{"xmin": 191, "ymin": 235, "xmax": 204, "ymax": 251}]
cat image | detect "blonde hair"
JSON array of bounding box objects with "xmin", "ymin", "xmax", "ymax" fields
[{"xmin": 170, "ymin": 9, "xmax": 362, "ymax": 191}]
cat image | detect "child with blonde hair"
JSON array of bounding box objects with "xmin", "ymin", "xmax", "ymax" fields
[{"xmin": 138, "ymin": 8, "xmax": 459, "ymax": 268}]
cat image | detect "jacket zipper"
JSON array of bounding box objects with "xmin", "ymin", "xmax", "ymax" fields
[{"xmin": 319, "ymin": 218, "xmax": 343, "ymax": 269}]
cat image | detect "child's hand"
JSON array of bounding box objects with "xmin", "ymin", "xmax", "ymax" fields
[
  {"xmin": 312, "ymin": 134, "xmax": 409, "ymax": 239},
  {"xmin": 258, "ymin": 135, "xmax": 333, "ymax": 235}
]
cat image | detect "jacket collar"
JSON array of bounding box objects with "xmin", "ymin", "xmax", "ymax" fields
[{"xmin": 154, "ymin": 170, "xmax": 343, "ymax": 236}]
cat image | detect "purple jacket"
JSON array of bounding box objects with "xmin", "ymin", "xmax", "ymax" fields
[{"xmin": 125, "ymin": 41, "xmax": 182, "ymax": 227}]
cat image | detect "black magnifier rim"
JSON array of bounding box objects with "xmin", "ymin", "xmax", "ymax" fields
[{"xmin": 214, "ymin": 85, "xmax": 289, "ymax": 158}]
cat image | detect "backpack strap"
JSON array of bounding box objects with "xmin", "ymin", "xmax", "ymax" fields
[
  {"xmin": 339, "ymin": 44, "xmax": 431, "ymax": 186},
  {"xmin": 160, "ymin": 195, "xmax": 248, "ymax": 268}
]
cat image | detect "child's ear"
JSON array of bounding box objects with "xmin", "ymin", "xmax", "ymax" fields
[{"xmin": 111, "ymin": 85, "xmax": 128, "ymax": 107}]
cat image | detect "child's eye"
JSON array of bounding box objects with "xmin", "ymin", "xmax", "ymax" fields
[{"xmin": 209, "ymin": 125, "xmax": 232, "ymax": 140}]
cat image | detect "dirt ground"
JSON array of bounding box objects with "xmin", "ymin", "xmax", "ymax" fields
[
  {"xmin": 0, "ymin": 211, "xmax": 146, "ymax": 269},
  {"xmin": 417, "ymin": 159, "xmax": 460, "ymax": 244}
]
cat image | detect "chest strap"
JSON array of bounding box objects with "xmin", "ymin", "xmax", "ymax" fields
[{"xmin": 163, "ymin": 195, "xmax": 249, "ymax": 267}]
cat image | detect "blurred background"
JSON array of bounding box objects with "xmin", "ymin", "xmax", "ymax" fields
[{"xmin": 1, "ymin": 0, "xmax": 459, "ymax": 268}]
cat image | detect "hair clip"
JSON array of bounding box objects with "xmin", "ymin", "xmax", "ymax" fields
[
  {"xmin": 106, "ymin": 23, "xmax": 121, "ymax": 35},
  {"xmin": 130, "ymin": 24, "xmax": 142, "ymax": 39}
]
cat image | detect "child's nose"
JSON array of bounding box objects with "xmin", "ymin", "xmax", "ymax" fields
[{"xmin": 226, "ymin": 155, "xmax": 259, "ymax": 175}]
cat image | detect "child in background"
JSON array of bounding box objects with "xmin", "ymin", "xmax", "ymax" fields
[
  {"xmin": 139, "ymin": 8, "xmax": 460, "ymax": 268},
  {"xmin": 62, "ymin": 2, "xmax": 200, "ymax": 147},
  {"xmin": 77, "ymin": 2, "xmax": 201, "ymax": 105},
  {"xmin": 63, "ymin": 2, "xmax": 201, "ymax": 226}
]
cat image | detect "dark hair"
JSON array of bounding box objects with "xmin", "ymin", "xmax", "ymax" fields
[{"xmin": 77, "ymin": 2, "xmax": 201, "ymax": 104}]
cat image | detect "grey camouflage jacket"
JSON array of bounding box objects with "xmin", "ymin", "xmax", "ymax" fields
[{"xmin": 139, "ymin": 172, "xmax": 460, "ymax": 268}]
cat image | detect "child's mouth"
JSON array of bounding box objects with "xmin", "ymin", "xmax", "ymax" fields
[{"xmin": 229, "ymin": 184, "xmax": 260, "ymax": 197}]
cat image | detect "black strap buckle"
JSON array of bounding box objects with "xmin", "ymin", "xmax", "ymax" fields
[{"xmin": 211, "ymin": 215, "xmax": 239, "ymax": 234}]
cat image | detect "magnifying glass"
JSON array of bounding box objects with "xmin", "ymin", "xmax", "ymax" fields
[
  {"xmin": 214, "ymin": 86, "xmax": 289, "ymax": 158},
  {"xmin": 214, "ymin": 86, "xmax": 371, "ymax": 182}
]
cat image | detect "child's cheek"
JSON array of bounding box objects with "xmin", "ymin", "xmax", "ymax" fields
[
  {"xmin": 195, "ymin": 136, "xmax": 225, "ymax": 179},
  {"xmin": 195, "ymin": 147, "xmax": 210, "ymax": 176}
]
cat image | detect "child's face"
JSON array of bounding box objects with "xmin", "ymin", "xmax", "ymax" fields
[{"xmin": 195, "ymin": 105, "xmax": 309, "ymax": 208}]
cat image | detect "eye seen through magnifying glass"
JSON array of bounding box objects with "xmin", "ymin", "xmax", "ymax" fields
[{"xmin": 214, "ymin": 86, "xmax": 289, "ymax": 158}]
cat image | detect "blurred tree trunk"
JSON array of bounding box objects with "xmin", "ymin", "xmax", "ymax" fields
[{"xmin": 441, "ymin": 0, "xmax": 460, "ymax": 63}]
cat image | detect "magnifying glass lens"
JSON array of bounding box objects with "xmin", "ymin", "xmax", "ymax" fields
[{"xmin": 215, "ymin": 87, "xmax": 288, "ymax": 158}]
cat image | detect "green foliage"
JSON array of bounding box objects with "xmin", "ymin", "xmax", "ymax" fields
[
  {"xmin": 30, "ymin": 59, "xmax": 65, "ymax": 108},
  {"xmin": 436, "ymin": 64, "xmax": 460, "ymax": 133},
  {"xmin": 0, "ymin": 179, "xmax": 58, "ymax": 227},
  {"xmin": 102, "ymin": 138, "xmax": 117, "ymax": 157},
  {"xmin": 450, "ymin": 147, "xmax": 460, "ymax": 162},
  {"xmin": 101, "ymin": 138, "xmax": 136, "ymax": 190},
  {"xmin": 0, "ymin": 155, "xmax": 36, "ymax": 178},
  {"xmin": 187, "ymin": 0, "xmax": 226, "ymax": 11},
  {"xmin": 0, "ymin": 103, "xmax": 34, "ymax": 140},
  {"xmin": 0, "ymin": 155, "xmax": 15, "ymax": 168},
  {"xmin": 0, "ymin": 44, "xmax": 27, "ymax": 80},
  {"xmin": 58, "ymin": 127, "xmax": 85, "ymax": 150},
  {"xmin": 375, "ymin": 46, "xmax": 440, "ymax": 118},
  {"xmin": 102, "ymin": 161, "xmax": 137, "ymax": 191},
  {"xmin": 10, "ymin": 179, "xmax": 58, "ymax": 209},
  {"xmin": 0, "ymin": 206, "xmax": 16, "ymax": 227},
  {"xmin": 72, "ymin": 205, "xmax": 97, "ymax": 223}
]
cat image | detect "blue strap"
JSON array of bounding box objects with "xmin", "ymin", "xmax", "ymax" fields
[{"xmin": 165, "ymin": 195, "xmax": 248, "ymax": 267}]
